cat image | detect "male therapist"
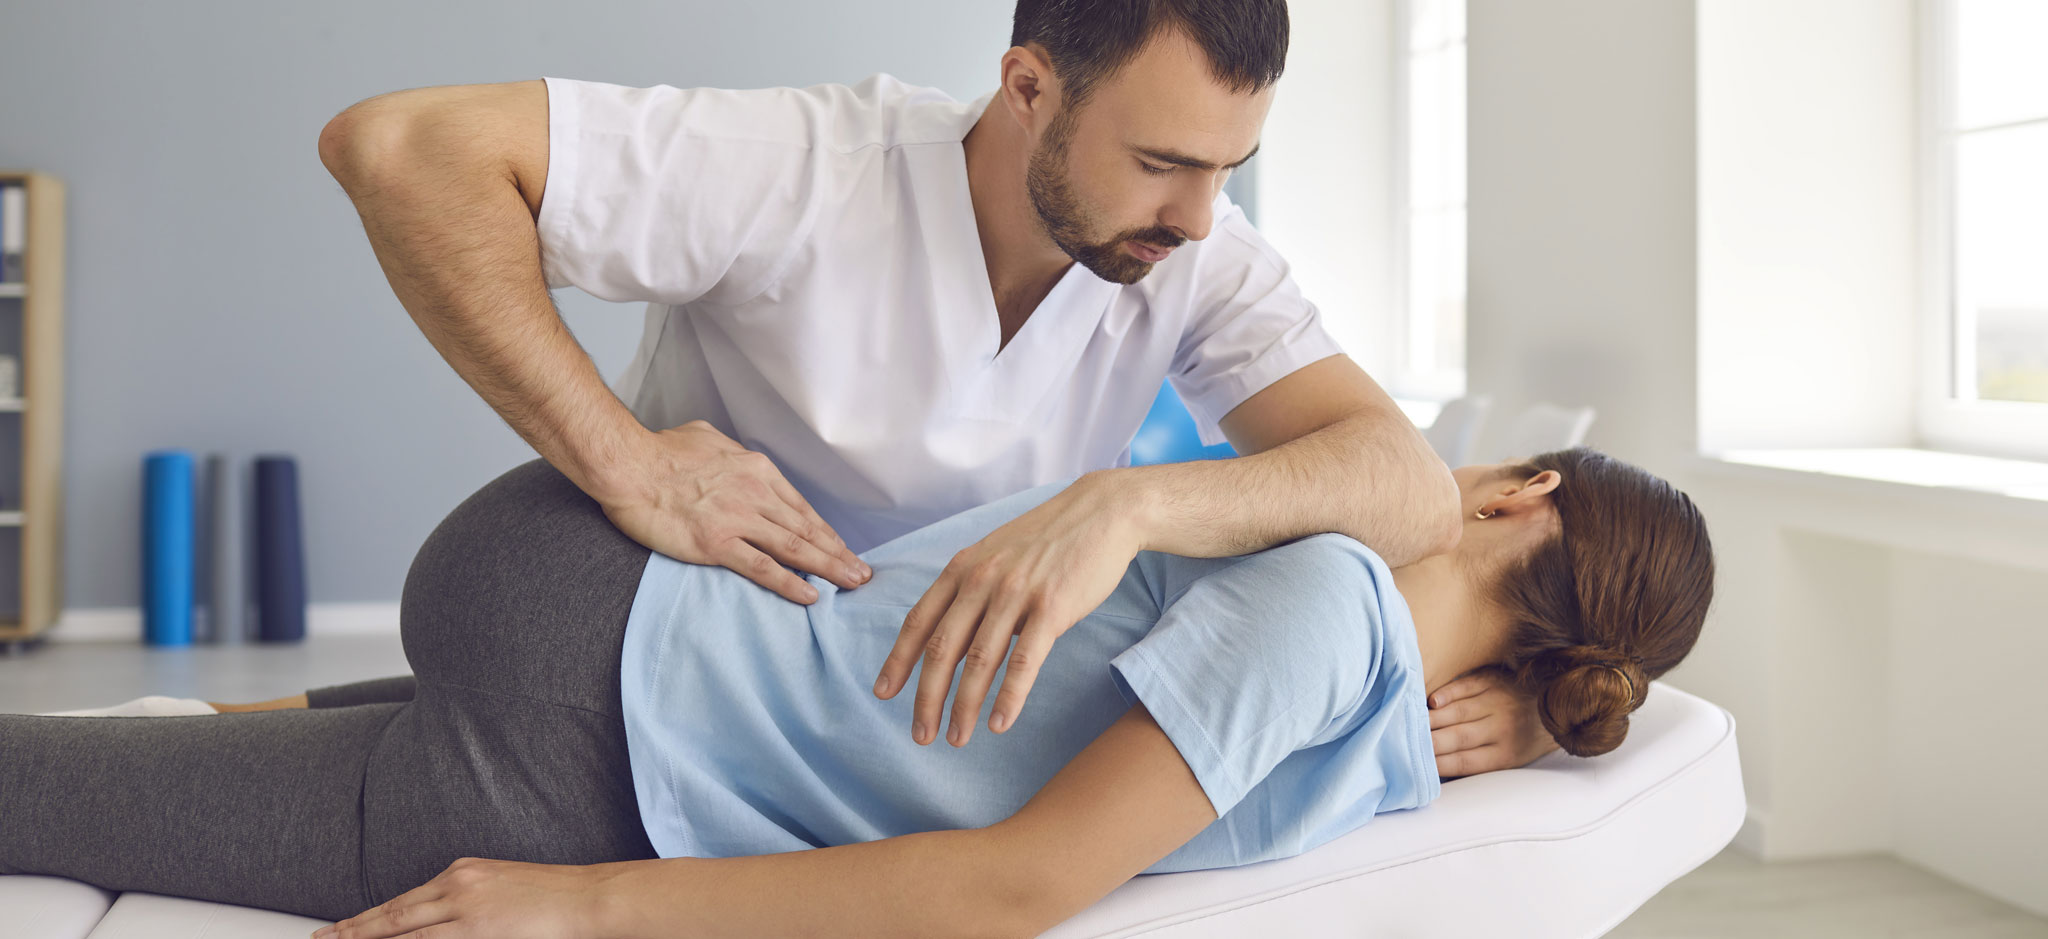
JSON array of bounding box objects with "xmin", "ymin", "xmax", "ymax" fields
[{"xmin": 318, "ymin": 0, "xmax": 1557, "ymax": 778}]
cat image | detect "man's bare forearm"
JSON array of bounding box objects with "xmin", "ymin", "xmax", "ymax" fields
[
  {"xmin": 321, "ymin": 113, "xmax": 647, "ymax": 503},
  {"xmin": 593, "ymin": 827, "xmax": 1032, "ymax": 939},
  {"xmin": 1101, "ymin": 409, "xmax": 1460, "ymax": 567}
]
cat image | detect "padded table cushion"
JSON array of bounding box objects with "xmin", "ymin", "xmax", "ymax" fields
[
  {"xmin": 4, "ymin": 681, "xmax": 1739, "ymax": 938},
  {"xmin": 0, "ymin": 874, "xmax": 116, "ymax": 939}
]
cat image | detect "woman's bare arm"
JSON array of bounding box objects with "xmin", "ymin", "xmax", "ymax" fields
[{"xmin": 592, "ymin": 704, "xmax": 1217, "ymax": 938}]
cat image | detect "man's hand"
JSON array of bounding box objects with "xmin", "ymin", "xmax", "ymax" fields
[
  {"xmin": 598, "ymin": 420, "xmax": 871, "ymax": 605},
  {"xmin": 310, "ymin": 856, "xmax": 621, "ymax": 939},
  {"xmin": 1428, "ymin": 666, "xmax": 1561, "ymax": 779},
  {"xmin": 873, "ymin": 472, "xmax": 1145, "ymax": 748}
]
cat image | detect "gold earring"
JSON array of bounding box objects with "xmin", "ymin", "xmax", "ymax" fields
[{"xmin": 1475, "ymin": 508, "xmax": 1493, "ymax": 520}]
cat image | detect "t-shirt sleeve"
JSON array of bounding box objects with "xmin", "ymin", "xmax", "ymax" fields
[
  {"xmin": 1107, "ymin": 533, "xmax": 1388, "ymax": 819},
  {"xmin": 1166, "ymin": 195, "xmax": 1349, "ymax": 448},
  {"xmin": 535, "ymin": 76, "xmax": 828, "ymax": 305}
]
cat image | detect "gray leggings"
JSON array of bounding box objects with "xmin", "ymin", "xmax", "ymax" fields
[{"xmin": 0, "ymin": 458, "xmax": 660, "ymax": 923}]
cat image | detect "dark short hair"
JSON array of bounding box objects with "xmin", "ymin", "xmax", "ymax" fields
[{"xmin": 1010, "ymin": 0, "xmax": 1290, "ymax": 109}]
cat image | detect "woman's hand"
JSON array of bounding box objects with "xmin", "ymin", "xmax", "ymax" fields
[
  {"xmin": 598, "ymin": 420, "xmax": 872, "ymax": 605},
  {"xmin": 309, "ymin": 857, "xmax": 624, "ymax": 939},
  {"xmin": 873, "ymin": 472, "xmax": 1147, "ymax": 748},
  {"xmin": 1428, "ymin": 667, "xmax": 1560, "ymax": 779}
]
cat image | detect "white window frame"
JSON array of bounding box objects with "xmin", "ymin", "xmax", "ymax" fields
[
  {"xmin": 1917, "ymin": 0, "xmax": 2048, "ymax": 462},
  {"xmin": 1388, "ymin": 0, "xmax": 1468, "ymax": 403}
]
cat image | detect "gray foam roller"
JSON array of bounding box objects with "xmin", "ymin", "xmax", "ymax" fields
[{"xmin": 207, "ymin": 453, "xmax": 245, "ymax": 645}]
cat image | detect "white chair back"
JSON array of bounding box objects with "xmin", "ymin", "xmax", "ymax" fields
[
  {"xmin": 1497, "ymin": 403, "xmax": 1597, "ymax": 460},
  {"xmin": 1422, "ymin": 395, "xmax": 1492, "ymax": 467}
]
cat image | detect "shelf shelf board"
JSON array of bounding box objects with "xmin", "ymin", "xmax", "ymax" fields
[
  {"xmin": 0, "ymin": 510, "xmax": 21, "ymax": 526},
  {"xmin": 0, "ymin": 282, "xmax": 23, "ymax": 298},
  {"xmin": 0, "ymin": 398, "xmax": 21, "ymax": 411}
]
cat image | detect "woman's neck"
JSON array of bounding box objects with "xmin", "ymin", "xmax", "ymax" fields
[{"xmin": 1390, "ymin": 554, "xmax": 1506, "ymax": 697}]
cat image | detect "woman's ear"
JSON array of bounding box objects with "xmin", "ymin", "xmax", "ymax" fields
[
  {"xmin": 1521, "ymin": 469, "xmax": 1562, "ymax": 498},
  {"xmin": 1476, "ymin": 469, "xmax": 1563, "ymax": 517}
]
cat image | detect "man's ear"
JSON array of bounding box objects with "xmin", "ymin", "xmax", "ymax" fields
[{"xmin": 998, "ymin": 43, "xmax": 1059, "ymax": 136}]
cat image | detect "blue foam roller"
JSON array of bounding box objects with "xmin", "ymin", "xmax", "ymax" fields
[
  {"xmin": 1129, "ymin": 379, "xmax": 1239, "ymax": 466},
  {"xmin": 253, "ymin": 454, "xmax": 307, "ymax": 642},
  {"xmin": 143, "ymin": 450, "xmax": 196, "ymax": 646}
]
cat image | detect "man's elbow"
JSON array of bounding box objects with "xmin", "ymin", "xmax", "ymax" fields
[
  {"xmin": 318, "ymin": 97, "xmax": 415, "ymax": 182},
  {"xmin": 1389, "ymin": 456, "xmax": 1461, "ymax": 564},
  {"xmin": 1425, "ymin": 459, "xmax": 1463, "ymax": 556}
]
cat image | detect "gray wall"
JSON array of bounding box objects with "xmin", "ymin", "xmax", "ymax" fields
[{"xmin": 0, "ymin": 0, "xmax": 1032, "ymax": 607}]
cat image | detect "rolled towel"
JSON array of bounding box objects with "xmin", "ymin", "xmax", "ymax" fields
[{"xmin": 37, "ymin": 695, "xmax": 220, "ymax": 717}]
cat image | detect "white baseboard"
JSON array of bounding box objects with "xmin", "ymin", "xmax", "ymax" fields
[{"xmin": 49, "ymin": 604, "xmax": 402, "ymax": 642}]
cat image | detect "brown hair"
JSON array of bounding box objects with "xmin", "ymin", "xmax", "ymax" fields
[
  {"xmin": 1010, "ymin": 0, "xmax": 1290, "ymax": 111},
  {"xmin": 1489, "ymin": 447, "xmax": 1715, "ymax": 757}
]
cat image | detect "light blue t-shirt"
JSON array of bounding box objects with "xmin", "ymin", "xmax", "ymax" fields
[{"xmin": 617, "ymin": 477, "xmax": 1440, "ymax": 873}]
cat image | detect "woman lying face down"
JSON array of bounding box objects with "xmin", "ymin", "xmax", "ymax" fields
[
  {"xmin": 1398, "ymin": 446, "xmax": 1716, "ymax": 758},
  {"xmin": 0, "ymin": 448, "xmax": 1714, "ymax": 938}
]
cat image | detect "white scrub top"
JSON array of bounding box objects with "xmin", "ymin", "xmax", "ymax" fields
[{"xmin": 537, "ymin": 73, "xmax": 1347, "ymax": 552}]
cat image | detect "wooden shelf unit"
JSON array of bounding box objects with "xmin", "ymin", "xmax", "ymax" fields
[{"xmin": 0, "ymin": 170, "xmax": 66, "ymax": 649}]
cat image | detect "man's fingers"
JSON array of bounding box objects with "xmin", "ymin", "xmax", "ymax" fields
[
  {"xmin": 986, "ymin": 615, "xmax": 1057, "ymax": 736},
  {"xmin": 875, "ymin": 575, "xmax": 959, "ymax": 701},
  {"xmin": 945, "ymin": 596, "xmax": 1027, "ymax": 748},
  {"xmin": 748, "ymin": 481, "xmax": 863, "ymax": 589},
  {"xmin": 766, "ymin": 473, "xmax": 866, "ymax": 574},
  {"xmin": 719, "ymin": 541, "xmax": 819, "ymax": 605},
  {"xmin": 743, "ymin": 514, "xmax": 861, "ymax": 591},
  {"xmin": 910, "ymin": 588, "xmax": 988, "ymax": 746}
]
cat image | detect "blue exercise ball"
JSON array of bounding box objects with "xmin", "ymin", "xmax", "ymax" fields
[{"xmin": 1130, "ymin": 380, "xmax": 1239, "ymax": 466}]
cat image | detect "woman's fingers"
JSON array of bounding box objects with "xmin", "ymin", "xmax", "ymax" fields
[
  {"xmin": 1427, "ymin": 696, "xmax": 1491, "ymax": 732},
  {"xmin": 318, "ymin": 889, "xmax": 451, "ymax": 939},
  {"xmin": 1431, "ymin": 718, "xmax": 1492, "ymax": 756},
  {"xmin": 1427, "ymin": 671, "xmax": 1493, "ymax": 709},
  {"xmin": 945, "ymin": 595, "xmax": 1029, "ymax": 747},
  {"xmin": 1435, "ymin": 742, "xmax": 1504, "ymax": 780},
  {"xmin": 717, "ymin": 539, "xmax": 821, "ymax": 605}
]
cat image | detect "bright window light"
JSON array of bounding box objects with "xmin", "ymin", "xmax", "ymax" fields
[{"xmin": 1399, "ymin": 0, "xmax": 1467, "ymax": 399}]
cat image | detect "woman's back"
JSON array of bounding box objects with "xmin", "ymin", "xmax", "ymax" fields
[{"xmin": 617, "ymin": 477, "xmax": 1442, "ymax": 873}]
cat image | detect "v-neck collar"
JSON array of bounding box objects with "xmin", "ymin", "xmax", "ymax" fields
[{"xmin": 931, "ymin": 91, "xmax": 1118, "ymax": 423}]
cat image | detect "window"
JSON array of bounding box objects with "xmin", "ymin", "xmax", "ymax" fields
[
  {"xmin": 1921, "ymin": 0, "xmax": 2048, "ymax": 460},
  {"xmin": 1393, "ymin": 0, "xmax": 1467, "ymax": 401}
]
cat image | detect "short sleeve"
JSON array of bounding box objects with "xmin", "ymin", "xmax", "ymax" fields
[
  {"xmin": 1107, "ymin": 533, "xmax": 1387, "ymax": 819},
  {"xmin": 536, "ymin": 77, "xmax": 828, "ymax": 306},
  {"xmin": 1167, "ymin": 197, "xmax": 1349, "ymax": 447}
]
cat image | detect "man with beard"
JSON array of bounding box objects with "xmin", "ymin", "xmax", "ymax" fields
[{"xmin": 319, "ymin": 0, "xmax": 1556, "ymax": 779}]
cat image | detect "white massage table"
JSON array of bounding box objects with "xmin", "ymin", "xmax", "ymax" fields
[{"xmin": 1, "ymin": 681, "xmax": 1741, "ymax": 938}]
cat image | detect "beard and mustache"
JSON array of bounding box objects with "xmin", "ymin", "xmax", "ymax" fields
[{"xmin": 1023, "ymin": 104, "xmax": 1187, "ymax": 285}]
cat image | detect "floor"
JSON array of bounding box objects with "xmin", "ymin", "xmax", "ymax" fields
[{"xmin": 4, "ymin": 633, "xmax": 2046, "ymax": 938}]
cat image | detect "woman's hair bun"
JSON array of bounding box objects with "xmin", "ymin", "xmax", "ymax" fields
[{"xmin": 1517, "ymin": 644, "xmax": 1644, "ymax": 758}]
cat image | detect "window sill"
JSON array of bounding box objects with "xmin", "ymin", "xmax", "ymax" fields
[
  {"xmin": 1689, "ymin": 448, "xmax": 2048, "ymax": 570},
  {"xmin": 1701, "ymin": 447, "xmax": 2048, "ymax": 503}
]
